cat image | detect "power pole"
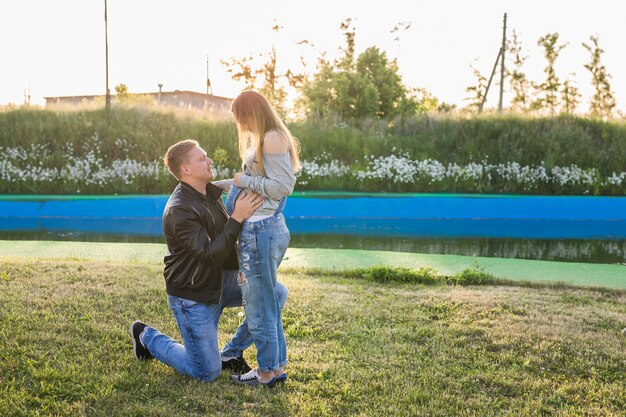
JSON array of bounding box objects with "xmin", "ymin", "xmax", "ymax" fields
[
  {"xmin": 498, "ymin": 13, "xmax": 507, "ymax": 113},
  {"xmin": 479, "ymin": 50, "xmax": 502, "ymax": 114},
  {"xmin": 478, "ymin": 12, "xmax": 508, "ymax": 114},
  {"xmin": 206, "ymin": 55, "xmax": 213, "ymax": 95},
  {"xmin": 104, "ymin": 0, "xmax": 111, "ymax": 113},
  {"xmin": 24, "ymin": 84, "xmax": 31, "ymax": 106}
]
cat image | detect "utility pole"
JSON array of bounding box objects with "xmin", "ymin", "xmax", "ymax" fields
[
  {"xmin": 104, "ymin": 0, "xmax": 111, "ymax": 113},
  {"xmin": 24, "ymin": 84, "xmax": 31, "ymax": 106},
  {"xmin": 498, "ymin": 13, "xmax": 507, "ymax": 113},
  {"xmin": 479, "ymin": 12, "xmax": 508, "ymax": 114},
  {"xmin": 206, "ymin": 54, "xmax": 213, "ymax": 95},
  {"xmin": 479, "ymin": 51, "xmax": 502, "ymax": 114}
]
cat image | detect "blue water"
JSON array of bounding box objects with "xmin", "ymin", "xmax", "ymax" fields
[
  {"xmin": 1, "ymin": 194, "xmax": 625, "ymax": 264},
  {"xmin": 1, "ymin": 217, "xmax": 625, "ymax": 240},
  {"xmin": 0, "ymin": 217, "xmax": 624, "ymax": 264}
]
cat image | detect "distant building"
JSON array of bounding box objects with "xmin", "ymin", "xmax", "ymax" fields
[{"xmin": 44, "ymin": 90, "xmax": 233, "ymax": 115}]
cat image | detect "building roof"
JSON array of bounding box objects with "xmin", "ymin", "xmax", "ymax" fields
[{"xmin": 44, "ymin": 90, "xmax": 232, "ymax": 101}]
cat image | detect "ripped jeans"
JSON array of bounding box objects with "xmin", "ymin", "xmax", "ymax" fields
[{"xmin": 226, "ymin": 186, "xmax": 290, "ymax": 373}]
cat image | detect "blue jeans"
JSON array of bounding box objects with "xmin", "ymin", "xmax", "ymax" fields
[
  {"xmin": 225, "ymin": 185, "xmax": 290, "ymax": 373},
  {"xmin": 141, "ymin": 269, "xmax": 288, "ymax": 382}
]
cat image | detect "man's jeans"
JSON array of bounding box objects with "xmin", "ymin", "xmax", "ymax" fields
[{"xmin": 141, "ymin": 270, "xmax": 288, "ymax": 382}]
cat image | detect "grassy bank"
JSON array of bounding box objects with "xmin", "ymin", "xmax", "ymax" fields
[
  {"xmin": 1, "ymin": 107, "xmax": 625, "ymax": 194},
  {"xmin": 3, "ymin": 107, "xmax": 626, "ymax": 172},
  {"xmin": 3, "ymin": 241, "xmax": 625, "ymax": 290},
  {"xmin": 1, "ymin": 258, "xmax": 625, "ymax": 416}
]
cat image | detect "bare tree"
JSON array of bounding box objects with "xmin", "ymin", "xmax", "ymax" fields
[
  {"xmin": 338, "ymin": 18, "xmax": 357, "ymax": 72},
  {"xmin": 532, "ymin": 33, "xmax": 567, "ymax": 115},
  {"xmin": 582, "ymin": 35, "xmax": 616, "ymax": 118},
  {"xmin": 220, "ymin": 21, "xmax": 305, "ymax": 116},
  {"xmin": 390, "ymin": 21, "xmax": 412, "ymax": 58},
  {"xmin": 464, "ymin": 62, "xmax": 488, "ymax": 113},
  {"xmin": 560, "ymin": 75, "xmax": 581, "ymax": 114},
  {"xmin": 506, "ymin": 30, "xmax": 531, "ymax": 113},
  {"xmin": 220, "ymin": 55, "xmax": 257, "ymax": 90}
]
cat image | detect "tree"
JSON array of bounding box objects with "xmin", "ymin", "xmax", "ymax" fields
[
  {"xmin": 560, "ymin": 76, "xmax": 581, "ymax": 114},
  {"xmin": 390, "ymin": 21, "xmax": 412, "ymax": 57},
  {"xmin": 464, "ymin": 62, "xmax": 487, "ymax": 113},
  {"xmin": 532, "ymin": 33, "xmax": 567, "ymax": 115},
  {"xmin": 115, "ymin": 83, "xmax": 128, "ymax": 100},
  {"xmin": 337, "ymin": 18, "xmax": 356, "ymax": 72},
  {"xmin": 357, "ymin": 47, "xmax": 406, "ymax": 117},
  {"xmin": 301, "ymin": 57, "xmax": 335, "ymax": 117},
  {"xmin": 220, "ymin": 55, "xmax": 257, "ymax": 90},
  {"xmin": 303, "ymin": 60, "xmax": 379, "ymax": 119},
  {"xmin": 506, "ymin": 30, "xmax": 531, "ymax": 113},
  {"xmin": 402, "ymin": 87, "xmax": 440, "ymax": 114},
  {"xmin": 582, "ymin": 35, "xmax": 616, "ymax": 118},
  {"xmin": 332, "ymin": 72, "xmax": 379, "ymax": 118},
  {"xmin": 220, "ymin": 21, "xmax": 302, "ymax": 116},
  {"xmin": 257, "ymin": 45, "xmax": 288, "ymax": 115},
  {"xmin": 302, "ymin": 20, "xmax": 416, "ymax": 119}
]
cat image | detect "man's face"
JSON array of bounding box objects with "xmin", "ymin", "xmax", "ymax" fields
[{"xmin": 182, "ymin": 146, "xmax": 214, "ymax": 182}]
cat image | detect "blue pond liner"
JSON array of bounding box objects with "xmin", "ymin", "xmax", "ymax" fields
[{"xmin": 0, "ymin": 194, "xmax": 625, "ymax": 239}]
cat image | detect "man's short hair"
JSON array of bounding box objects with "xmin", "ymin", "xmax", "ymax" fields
[{"xmin": 163, "ymin": 139, "xmax": 199, "ymax": 180}]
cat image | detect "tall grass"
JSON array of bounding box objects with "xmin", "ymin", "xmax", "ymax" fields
[
  {"xmin": 1, "ymin": 107, "xmax": 625, "ymax": 194},
  {"xmin": 293, "ymin": 114, "xmax": 626, "ymax": 175},
  {"xmin": 0, "ymin": 107, "xmax": 239, "ymax": 165},
  {"xmin": 3, "ymin": 107, "xmax": 626, "ymax": 172}
]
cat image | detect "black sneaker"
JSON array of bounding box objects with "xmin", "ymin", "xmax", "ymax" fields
[
  {"xmin": 130, "ymin": 320, "xmax": 153, "ymax": 360},
  {"xmin": 222, "ymin": 355, "xmax": 252, "ymax": 373}
]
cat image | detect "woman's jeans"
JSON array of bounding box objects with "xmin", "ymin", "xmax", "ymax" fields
[
  {"xmin": 140, "ymin": 270, "xmax": 288, "ymax": 382},
  {"xmin": 226, "ymin": 186, "xmax": 290, "ymax": 373}
]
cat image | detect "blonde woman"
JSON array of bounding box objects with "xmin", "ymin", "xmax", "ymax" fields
[{"xmin": 218, "ymin": 90, "xmax": 301, "ymax": 387}]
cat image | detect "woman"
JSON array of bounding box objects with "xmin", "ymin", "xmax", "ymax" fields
[{"xmin": 222, "ymin": 90, "xmax": 301, "ymax": 387}]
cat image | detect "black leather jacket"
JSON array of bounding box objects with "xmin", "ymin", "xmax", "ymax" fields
[{"xmin": 162, "ymin": 182, "xmax": 241, "ymax": 303}]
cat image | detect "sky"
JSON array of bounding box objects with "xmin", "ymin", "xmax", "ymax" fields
[{"xmin": 1, "ymin": 0, "xmax": 625, "ymax": 112}]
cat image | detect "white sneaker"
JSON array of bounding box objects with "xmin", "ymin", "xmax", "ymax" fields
[{"xmin": 231, "ymin": 368, "xmax": 277, "ymax": 387}]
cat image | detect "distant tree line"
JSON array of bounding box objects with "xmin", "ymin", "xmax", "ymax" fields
[
  {"xmin": 220, "ymin": 19, "xmax": 446, "ymax": 120},
  {"xmin": 467, "ymin": 32, "xmax": 617, "ymax": 118},
  {"xmin": 220, "ymin": 20, "xmax": 620, "ymax": 120}
]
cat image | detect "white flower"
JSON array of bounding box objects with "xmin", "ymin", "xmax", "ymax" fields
[{"xmin": 1, "ymin": 144, "xmax": 623, "ymax": 194}]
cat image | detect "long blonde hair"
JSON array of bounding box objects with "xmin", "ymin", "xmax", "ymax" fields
[{"xmin": 231, "ymin": 90, "xmax": 302, "ymax": 176}]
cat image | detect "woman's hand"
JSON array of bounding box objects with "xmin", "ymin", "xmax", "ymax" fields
[
  {"xmin": 212, "ymin": 179, "xmax": 233, "ymax": 192},
  {"xmin": 234, "ymin": 172, "xmax": 243, "ymax": 187}
]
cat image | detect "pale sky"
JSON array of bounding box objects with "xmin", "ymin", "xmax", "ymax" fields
[{"xmin": 1, "ymin": 0, "xmax": 625, "ymax": 112}]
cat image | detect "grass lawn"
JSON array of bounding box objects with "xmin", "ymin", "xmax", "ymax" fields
[{"xmin": 1, "ymin": 258, "xmax": 625, "ymax": 416}]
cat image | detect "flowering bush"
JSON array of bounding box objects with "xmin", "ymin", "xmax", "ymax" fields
[
  {"xmin": 0, "ymin": 138, "xmax": 174, "ymax": 194},
  {"xmin": 1, "ymin": 143, "xmax": 624, "ymax": 195},
  {"xmin": 296, "ymin": 153, "xmax": 626, "ymax": 195}
]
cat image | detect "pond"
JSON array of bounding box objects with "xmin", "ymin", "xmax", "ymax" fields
[
  {"xmin": 1, "ymin": 227, "xmax": 624, "ymax": 264},
  {"xmin": 1, "ymin": 193, "xmax": 625, "ymax": 265}
]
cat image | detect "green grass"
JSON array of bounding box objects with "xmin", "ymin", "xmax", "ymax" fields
[
  {"xmin": 337, "ymin": 265, "xmax": 501, "ymax": 286},
  {"xmin": 1, "ymin": 258, "xmax": 625, "ymax": 416},
  {"xmin": 1, "ymin": 107, "xmax": 626, "ymax": 194},
  {"xmin": 2, "ymin": 107, "xmax": 625, "ymax": 174}
]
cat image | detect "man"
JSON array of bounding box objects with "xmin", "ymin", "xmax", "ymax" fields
[{"xmin": 129, "ymin": 139, "xmax": 288, "ymax": 382}]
